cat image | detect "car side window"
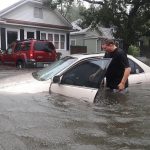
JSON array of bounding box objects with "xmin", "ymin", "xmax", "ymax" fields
[
  {"xmin": 22, "ymin": 42, "xmax": 31, "ymax": 51},
  {"xmin": 128, "ymin": 58, "xmax": 144, "ymax": 74},
  {"xmin": 61, "ymin": 59, "xmax": 105, "ymax": 88},
  {"xmin": 15, "ymin": 43, "xmax": 22, "ymax": 51}
]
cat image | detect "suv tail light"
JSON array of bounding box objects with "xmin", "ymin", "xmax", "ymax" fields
[{"xmin": 30, "ymin": 52, "xmax": 33, "ymax": 58}]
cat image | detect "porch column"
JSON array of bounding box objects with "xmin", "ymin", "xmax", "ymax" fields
[{"xmin": 1, "ymin": 28, "xmax": 6, "ymax": 50}]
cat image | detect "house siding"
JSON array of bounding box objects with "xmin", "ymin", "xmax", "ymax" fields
[
  {"xmin": 70, "ymin": 34, "xmax": 84, "ymax": 46},
  {"xmin": 84, "ymin": 39, "xmax": 97, "ymax": 53},
  {"xmin": 2, "ymin": 3, "xmax": 68, "ymax": 27}
]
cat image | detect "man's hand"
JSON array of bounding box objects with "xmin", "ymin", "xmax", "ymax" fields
[
  {"xmin": 89, "ymin": 73, "xmax": 96, "ymax": 81},
  {"xmin": 118, "ymin": 82, "xmax": 125, "ymax": 91}
]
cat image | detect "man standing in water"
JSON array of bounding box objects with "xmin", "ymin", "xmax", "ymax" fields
[
  {"xmin": 90, "ymin": 39, "xmax": 131, "ymax": 93},
  {"xmin": 103, "ymin": 39, "xmax": 131, "ymax": 92}
]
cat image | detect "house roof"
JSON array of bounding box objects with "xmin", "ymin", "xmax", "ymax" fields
[
  {"xmin": 71, "ymin": 26, "xmax": 114, "ymax": 39},
  {"xmin": 0, "ymin": 0, "xmax": 72, "ymax": 29},
  {"xmin": 71, "ymin": 19, "xmax": 82, "ymax": 31},
  {"xmin": 70, "ymin": 27, "xmax": 90, "ymax": 35},
  {"xmin": 98, "ymin": 27, "xmax": 114, "ymax": 39}
]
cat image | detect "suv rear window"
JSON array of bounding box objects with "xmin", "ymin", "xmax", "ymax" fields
[
  {"xmin": 22, "ymin": 42, "xmax": 31, "ymax": 51},
  {"xmin": 34, "ymin": 41, "xmax": 55, "ymax": 51},
  {"xmin": 15, "ymin": 42, "xmax": 22, "ymax": 51}
]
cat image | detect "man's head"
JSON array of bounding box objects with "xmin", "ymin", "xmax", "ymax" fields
[{"xmin": 103, "ymin": 39, "xmax": 117, "ymax": 52}]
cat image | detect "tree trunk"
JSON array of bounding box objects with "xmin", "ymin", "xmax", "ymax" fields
[{"xmin": 123, "ymin": 41, "xmax": 130, "ymax": 54}]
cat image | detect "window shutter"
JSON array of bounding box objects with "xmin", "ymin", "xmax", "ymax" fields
[
  {"xmin": 1, "ymin": 28, "xmax": 6, "ymax": 50},
  {"xmin": 66, "ymin": 33, "xmax": 70, "ymax": 51},
  {"xmin": 20, "ymin": 29, "xmax": 24, "ymax": 40}
]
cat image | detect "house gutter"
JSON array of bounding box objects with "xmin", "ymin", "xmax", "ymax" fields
[{"xmin": 1, "ymin": 19, "xmax": 72, "ymax": 32}]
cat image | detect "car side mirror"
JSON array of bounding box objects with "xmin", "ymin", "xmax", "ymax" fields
[{"xmin": 53, "ymin": 75, "xmax": 61, "ymax": 83}]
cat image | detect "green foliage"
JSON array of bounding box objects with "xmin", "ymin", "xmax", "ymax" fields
[
  {"xmin": 79, "ymin": 0, "xmax": 150, "ymax": 50},
  {"xmin": 128, "ymin": 45, "xmax": 140, "ymax": 57},
  {"xmin": 43, "ymin": 0, "xmax": 75, "ymax": 17}
]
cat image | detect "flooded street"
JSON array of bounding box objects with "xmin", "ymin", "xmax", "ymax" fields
[{"xmin": 0, "ymin": 66, "xmax": 150, "ymax": 150}]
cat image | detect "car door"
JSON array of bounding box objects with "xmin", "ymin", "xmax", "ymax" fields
[
  {"xmin": 128, "ymin": 58, "xmax": 146, "ymax": 85},
  {"xmin": 2, "ymin": 47, "xmax": 15, "ymax": 65},
  {"xmin": 50, "ymin": 58, "xmax": 111, "ymax": 103}
]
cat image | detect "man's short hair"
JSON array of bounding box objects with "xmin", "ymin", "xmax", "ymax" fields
[{"xmin": 105, "ymin": 39, "xmax": 115, "ymax": 46}]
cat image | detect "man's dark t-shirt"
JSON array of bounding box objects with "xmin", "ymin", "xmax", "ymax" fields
[{"xmin": 104, "ymin": 48, "xmax": 129, "ymax": 89}]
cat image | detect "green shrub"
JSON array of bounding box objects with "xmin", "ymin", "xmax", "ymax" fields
[{"xmin": 128, "ymin": 45, "xmax": 140, "ymax": 57}]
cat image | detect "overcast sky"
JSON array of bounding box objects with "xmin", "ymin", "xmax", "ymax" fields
[
  {"xmin": 0, "ymin": 0, "xmax": 21, "ymax": 11},
  {"xmin": 0, "ymin": 0, "xmax": 90, "ymax": 11}
]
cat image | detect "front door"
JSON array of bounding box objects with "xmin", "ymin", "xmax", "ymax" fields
[{"xmin": 51, "ymin": 58, "xmax": 111, "ymax": 102}]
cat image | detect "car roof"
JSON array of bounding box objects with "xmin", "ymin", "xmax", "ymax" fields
[
  {"xmin": 70, "ymin": 53, "xmax": 136, "ymax": 60},
  {"xmin": 70, "ymin": 53, "xmax": 104, "ymax": 60}
]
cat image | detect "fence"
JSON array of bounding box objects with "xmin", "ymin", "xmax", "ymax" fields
[{"xmin": 70, "ymin": 46, "xmax": 87, "ymax": 54}]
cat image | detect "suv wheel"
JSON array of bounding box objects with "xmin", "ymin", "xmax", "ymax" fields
[{"xmin": 16, "ymin": 61, "xmax": 25, "ymax": 69}]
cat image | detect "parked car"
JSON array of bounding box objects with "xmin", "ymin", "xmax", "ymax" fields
[
  {"xmin": 0, "ymin": 39, "xmax": 57, "ymax": 68},
  {"xmin": 32, "ymin": 53, "xmax": 150, "ymax": 102}
]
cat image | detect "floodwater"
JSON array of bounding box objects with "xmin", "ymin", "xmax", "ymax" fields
[{"xmin": 0, "ymin": 67, "xmax": 150, "ymax": 150}]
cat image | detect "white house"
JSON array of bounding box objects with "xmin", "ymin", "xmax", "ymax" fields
[{"xmin": 0, "ymin": 0, "xmax": 72, "ymax": 55}]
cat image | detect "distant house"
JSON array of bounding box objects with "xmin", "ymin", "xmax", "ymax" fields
[
  {"xmin": 70, "ymin": 22, "xmax": 114, "ymax": 54},
  {"xmin": 0, "ymin": 0, "xmax": 72, "ymax": 55}
]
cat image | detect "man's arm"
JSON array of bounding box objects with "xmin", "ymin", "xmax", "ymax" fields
[
  {"xmin": 118, "ymin": 67, "xmax": 131, "ymax": 90},
  {"xmin": 89, "ymin": 68, "xmax": 102, "ymax": 81}
]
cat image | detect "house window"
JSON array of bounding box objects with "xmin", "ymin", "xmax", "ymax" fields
[
  {"xmin": 41, "ymin": 33, "xmax": 46, "ymax": 40},
  {"xmin": 60, "ymin": 35, "xmax": 65, "ymax": 49},
  {"xmin": 34, "ymin": 7, "xmax": 43, "ymax": 19},
  {"xmin": 40, "ymin": 32, "xmax": 66, "ymax": 50},
  {"xmin": 48, "ymin": 34, "xmax": 53, "ymax": 42},
  {"xmin": 54, "ymin": 34, "xmax": 59, "ymax": 49},
  {"xmin": 70, "ymin": 39, "xmax": 76, "ymax": 46}
]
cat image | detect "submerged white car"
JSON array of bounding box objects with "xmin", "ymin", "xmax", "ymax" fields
[{"xmin": 32, "ymin": 53, "xmax": 150, "ymax": 102}]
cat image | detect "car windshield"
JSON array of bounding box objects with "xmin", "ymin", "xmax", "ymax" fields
[{"xmin": 32, "ymin": 56, "xmax": 77, "ymax": 81}]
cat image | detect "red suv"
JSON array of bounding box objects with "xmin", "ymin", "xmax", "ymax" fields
[{"xmin": 0, "ymin": 39, "xmax": 57, "ymax": 68}]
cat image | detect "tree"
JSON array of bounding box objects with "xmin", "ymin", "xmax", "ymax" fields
[
  {"xmin": 43, "ymin": 0, "xmax": 86, "ymax": 21},
  {"xmin": 79, "ymin": 0, "xmax": 150, "ymax": 52},
  {"xmin": 43, "ymin": 0, "xmax": 75, "ymax": 17}
]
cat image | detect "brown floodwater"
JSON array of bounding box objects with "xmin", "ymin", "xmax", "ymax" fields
[{"xmin": 0, "ymin": 67, "xmax": 149, "ymax": 150}]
